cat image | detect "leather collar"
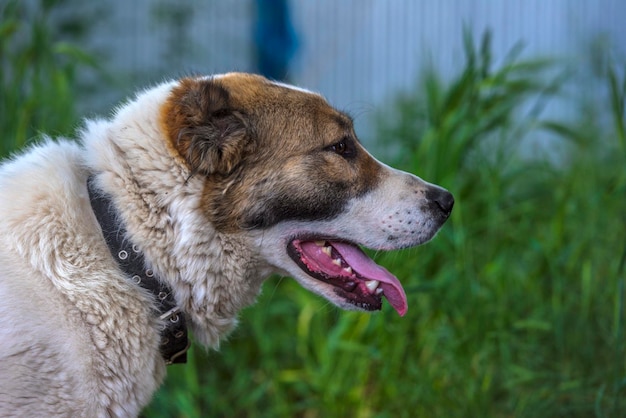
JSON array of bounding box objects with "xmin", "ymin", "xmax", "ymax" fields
[{"xmin": 87, "ymin": 176, "xmax": 189, "ymax": 365}]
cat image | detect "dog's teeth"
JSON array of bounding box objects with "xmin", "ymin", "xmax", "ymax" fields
[
  {"xmin": 365, "ymin": 280, "xmax": 380, "ymax": 293},
  {"xmin": 375, "ymin": 288, "xmax": 384, "ymax": 295},
  {"xmin": 332, "ymin": 258, "xmax": 342, "ymax": 267},
  {"xmin": 315, "ymin": 241, "xmax": 326, "ymax": 247},
  {"xmin": 322, "ymin": 246, "xmax": 332, "ymax": 257},
  {"xmin": 343, "ymin": 266, "xmax": 353, "ymax": 275}
]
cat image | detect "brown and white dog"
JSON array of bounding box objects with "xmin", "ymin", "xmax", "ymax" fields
[{"xmin": 0, "ymin": 73, "xmax": 453, "ymax": 416}]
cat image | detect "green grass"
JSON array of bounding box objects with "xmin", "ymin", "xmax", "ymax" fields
[
  {"xmin": 0, "ymin": 0, "xmax": 98, "ymax": 154},
  {"xmin": 2, "ymin": 10, "xmax": 625, "ymax": 416}
]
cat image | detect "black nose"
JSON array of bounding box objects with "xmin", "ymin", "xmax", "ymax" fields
[{"xmin": 426, "ymin": 187, "xmax": 454, "ymax": 217}]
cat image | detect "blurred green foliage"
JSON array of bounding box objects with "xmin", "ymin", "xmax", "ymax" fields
[
  {"xmin": 146, "ymin": 32, "xmax": 626, "ymax": 417},
  {"xmin": 1, "ymin": 4, "xmax": 625, "ymax": 416},
  {"xmin": 0, "ymin": 0, "xmax": 98, "ymax": 154}
]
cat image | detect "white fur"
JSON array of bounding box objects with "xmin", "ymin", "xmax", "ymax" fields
[{"xmin": 0, "ymin": 140, "xmax": 164, "ymax": 416}]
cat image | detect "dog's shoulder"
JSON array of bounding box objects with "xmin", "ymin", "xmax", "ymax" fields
[
  {"xmin": 0, "ymin": 139, "xmax": 96, "ymax": 414},
  {"xmin": 0, "ymin": 137, "xmax": 165, "ymax": 415},
  {"xmin": 0, "ymin": 138, "xmax": 88, "ymax": 250},
  {"xmin": 0, "ymin": 138, "xmax": 85, "ymax": 236}
]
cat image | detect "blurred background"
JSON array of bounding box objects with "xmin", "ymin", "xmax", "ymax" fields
[{"xmin": 2, "ymin": 0, "xmax": 626, "ymax": 416}]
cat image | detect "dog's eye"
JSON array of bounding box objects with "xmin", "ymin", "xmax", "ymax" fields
[{"xmin": 326, "ymin": 138, "xmax": 356, "ymax": 158}]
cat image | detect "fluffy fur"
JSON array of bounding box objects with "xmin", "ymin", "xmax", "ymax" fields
[{"xmin": 0, "ymin": 73, "xmax": 452, "ymax": 416}]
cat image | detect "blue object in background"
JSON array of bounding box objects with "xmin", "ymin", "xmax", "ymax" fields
[{"xmin": 254, "ymin": 0, "xmax": 299, "ymax": 81}]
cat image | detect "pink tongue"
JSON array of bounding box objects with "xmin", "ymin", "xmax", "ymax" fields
[{"xmin": 332, "ymin": 242, "xmax": 408, "ymax": 316}]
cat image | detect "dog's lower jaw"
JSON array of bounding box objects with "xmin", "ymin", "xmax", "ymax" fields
[{"xmin": 248, "ymin": 172, "xmax": 452, "ymax": 317}]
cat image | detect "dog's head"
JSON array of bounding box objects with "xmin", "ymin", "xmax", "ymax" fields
[{"xmin": 160, "ymin": 73, "xmax": 453, "ymax": 316}]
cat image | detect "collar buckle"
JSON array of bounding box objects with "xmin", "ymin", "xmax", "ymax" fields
[{"xmin": 159, "ymin": 306, "xmax": 181, "ymax": 322}]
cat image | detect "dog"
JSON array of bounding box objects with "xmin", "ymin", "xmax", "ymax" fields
[{"xmin": 0, "ymin": 73, "xmax": 453, "ymax": 416}]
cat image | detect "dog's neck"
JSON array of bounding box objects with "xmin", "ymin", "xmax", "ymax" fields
[
  {"xmin": 81, "ymin": 88, "xmax": 269, "ymax": 348},
  {"xmin": 87, "ymin": 176, "xmax": 190, "ymax": 364}
]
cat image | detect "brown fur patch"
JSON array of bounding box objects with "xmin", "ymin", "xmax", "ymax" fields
[{"xmin": 162, "ymin": 73, "xmax": 383, "ymax": 232}]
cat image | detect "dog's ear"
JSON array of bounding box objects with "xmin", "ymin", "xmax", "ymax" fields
[{"xmin": 161, "ymin": 78, "xmax": 256, "ymax": 175}]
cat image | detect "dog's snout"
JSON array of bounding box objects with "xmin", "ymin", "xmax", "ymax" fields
[{"xmin": 427, "ymin": 187, "xmax": 454, "ymax": 217}]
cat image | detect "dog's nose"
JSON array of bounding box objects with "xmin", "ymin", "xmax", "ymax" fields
[{"xmin": 427, "ymin": 187, "xmax": 454, "ymax": 217}]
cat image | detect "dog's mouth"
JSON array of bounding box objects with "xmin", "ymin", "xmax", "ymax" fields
[{"xmin": 287, "ymin": 239, "xmax": 408, "ymax": 316}]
